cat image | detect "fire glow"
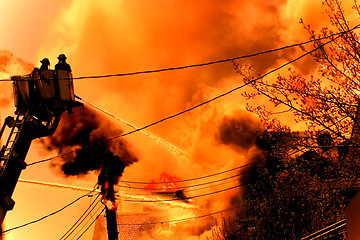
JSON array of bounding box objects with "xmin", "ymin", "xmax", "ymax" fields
[{"xmin": 145, "ymin": 172, "xmax": 181, "ymax": 193}]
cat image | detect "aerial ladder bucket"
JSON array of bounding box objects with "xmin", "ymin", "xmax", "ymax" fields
[{"xmin": 0, "ymin": 67, "xmax": 83, "ymax": 226}]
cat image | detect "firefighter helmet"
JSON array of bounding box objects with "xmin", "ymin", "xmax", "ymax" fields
[
  {"xmin": 40, "ymin": 58, "xmax": 50, "ymax": 65},
  {"xmin": 57, "ymin": 54, "xmax": 67, "ymax": 61}
]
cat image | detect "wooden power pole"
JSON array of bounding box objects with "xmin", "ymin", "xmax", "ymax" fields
[
  {"xmin": 98, "ymin": 160, "xmax": 119, "ymax": 240},
  {"xmin": 105, "ymin": 179, "xmax": 118, "ymax": 240}
]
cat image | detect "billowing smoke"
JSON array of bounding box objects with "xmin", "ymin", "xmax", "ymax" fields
[
  {"xmin": 216, "ymin": 111, "xmax": 265, "ymax": 206},
  {"xmin": 41, "ymin": 106, "xmax": 138, "ymax": 182},
  {"xmin": 218, "ymin": 112, "xmax": 266, "ymax": 170},
  {"xmin": 38, "ymin": 0, "xmax": 313, "ymax": 132},
  {"xmin": 0, "ymin": 50, "xmax": 34, "ymax": 75},
  {"xmin": 0, "ymin": 50, "xmax": 34, "ymax": 108},
  {"xmin": 218, "ymin": 113, "xmax": 263, "ymax": 151}
]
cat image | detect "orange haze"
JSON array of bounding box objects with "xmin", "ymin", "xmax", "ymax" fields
[{"xmin": 1, "ymin": 0, "xmax": 348, "ymax": 239}]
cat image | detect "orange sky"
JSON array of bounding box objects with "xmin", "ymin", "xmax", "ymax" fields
[{"xmin": 1, "ymin": 0, "xmax": 356, "ymax": 239}]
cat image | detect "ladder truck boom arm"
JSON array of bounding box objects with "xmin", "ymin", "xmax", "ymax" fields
[{"xmin": 0, "ymin": 69, "xmax": 82, "ymax": 225}]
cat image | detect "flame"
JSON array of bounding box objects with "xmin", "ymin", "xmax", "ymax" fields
[
  {"xmin": 145, "ymin": 172, "xmax": 181, "ymax": 193},
  {"xmin": 104, "ymin": 199, "xmax": 116, "ymax": 211}
]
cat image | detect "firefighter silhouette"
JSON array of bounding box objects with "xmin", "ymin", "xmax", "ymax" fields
[
  {"xmin": 55, "ymin": 54, "xmax": 72, "ymax": 72},
  {"xmin": 39, "ymin": 58, "xmax": 50, "ymax": 71}
]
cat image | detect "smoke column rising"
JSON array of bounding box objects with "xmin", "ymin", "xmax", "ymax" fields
[{"xmin": 41, "ymin": 106, "xmax": 138, "ymax": 182}]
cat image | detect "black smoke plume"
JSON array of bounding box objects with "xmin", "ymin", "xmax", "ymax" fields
[
  {"xmin": 218, "ymin": 113, "xmax": 263, "ymax": 152},
  {"xmin": 217, "ymin": 113, "xmax": 265, "ymax": 191},
  {"xmin": 42, "ymin": 105, "xmax": 138, "ymax": 183}
]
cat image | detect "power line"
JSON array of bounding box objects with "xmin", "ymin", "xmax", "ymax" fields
[
  {"xmin": 184, "ymin": 177, "xmax": 240, "ymax": 193},
  {"xmin": 120, "ymin": 177, "xmax": 240, "ymax": 196},
  {"xmin": 68, "ymin": 204, "xmax": 105, "ymax": 240},
  {"xmin": 26, "ymin": 25, "xmax": 357, "ymax": 167},
  {"xmin": 74, "ymin": 207, "xmax": 105, "ymax": 240},
  {"xmin": 106, "ymin": 37, "xmax": 344, "ymax": 140},
  {"xmin": 0, "ymin": 26, "xmax": 356, "ymax": 83},
  {"xmin": 117, "ymin": 170, "xmax": 248, "ymax": 197},
  {"xmin": 2, "ymin": 191, "xmax": 97, "ymax": 234},
  {"xmin": 117, "ymin": 183, "xmax": 245, "ymax": 203},
  {"xmin": 117, "ymin": 207, "xmax": 240, "ymax": 226},
  {"xmin": 118, "ymin": 170, "xmax": 248, "ymax": 192},
  {"xmin": 60, "ymin": 195, "xmax": 101, "ymax": 240},
  {"xmin": 301, "ymin": 219, "xmax": 346, "ymax": 240},
  {"xmin": 120, "ymin": 161, "xmax": 257, "ymax": 185},
  {"xmin": 18, "ymin": 166, "xmax": 245, "ymax": 196},
  {"xmin": 64, "ymin": 30, "xmax": 353, "ymax": 80},
  {"xmin": 18, "ymin": 162, "xmax": 252, "ymax": 202}
]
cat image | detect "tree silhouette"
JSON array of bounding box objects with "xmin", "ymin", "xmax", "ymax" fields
[{"xmin": 231, "ymin": 0, "xmax": 360, "ymax": 238}]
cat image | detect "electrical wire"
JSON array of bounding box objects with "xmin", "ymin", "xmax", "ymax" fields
[
  {"xmin": 60, "ymin": 195, "xmax": 101, "ymax": 240},
  {"xmin": 300, "ymin": 219, "xmax": 346, "ymax": 240},
  {"xmin": 2, "ymin": 190, "xmax": 97, "ymax": 234},
  {"xmin": 68, "ymin": 204, "xmax": 104, "ymax": 240},
  {"xmin": 119, "ymin": 177, "xmax": 241, "ymax": 196},
  {"xmin": 74, "ymin": 207, "xmax": 105, "ymax": 240},
  {"xmin": 17, "ymin": 165, "xmax": 247, "ymax": 198},
  {"xmin": 117, "ymin": 171, "xmax": 246, "ymax": 197},
  {"xmin": 184, "ymin": 177, "xmax": 239, "ymax": 192},
  {"xmin": 0, "ymin": 26, "xmax": 357, "ymax": 83},
  {"xmin": 25, "ymin": 28, "xmax": 350, "ymax": 168},
  {"xmin": 120, "ymin": 161, "xmax": 257, "ymax": 185},
  {"xmin": 118, "ymin": 170, "xmax": 248, "ymax": 193},
  {"xmin": 117, "ymin": 207, "xmax": 240, "ymax": 226},
  {"xmin": 117, "ymin": 183, "xmax": 245, "ymax": 203}
]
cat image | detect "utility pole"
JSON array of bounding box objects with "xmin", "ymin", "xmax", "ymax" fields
[
  {"xmin": 105, "ymin": 178, "xmax": 118, "ymax": 240},
  {"xmin": 98, "ymin": 160, "xmax": 119, "ymax": 240}
]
